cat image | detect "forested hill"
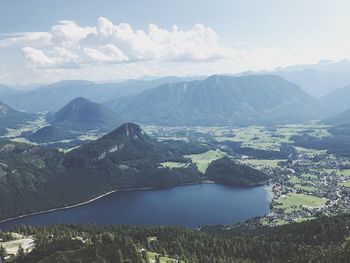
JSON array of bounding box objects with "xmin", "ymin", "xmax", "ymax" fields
[
  {"xmin": 206, "ymin": 157, "xmax": 269, "ymax": 186},
  {"xmin": 7, "ymin": 214, "xmax": 350, "ymax": 263},
  {"xmin": 47, "ymin": 97, "xmax": 124, "ymax": 132}
]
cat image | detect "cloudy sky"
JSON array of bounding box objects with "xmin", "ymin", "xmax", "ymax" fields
[{"xmin": 1, "ymin": 0, "xmax": 350, "ymax": 85}]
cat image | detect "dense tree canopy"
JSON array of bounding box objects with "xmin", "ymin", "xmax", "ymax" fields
[{"xmin": 8, "ymin": 214, "xmax": 350, "ymax": 263}]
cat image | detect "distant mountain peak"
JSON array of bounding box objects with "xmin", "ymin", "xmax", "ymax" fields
[
  {"xmin": 66, "ymin": 97, "xmax": 91, "ymax": 107},
  {"xmin": 205, "ymin": 74, "xmax": 285, "ymax": 84},
  {"xmin": 50, "ymin": 97, "xmax": 124, "ymax": 132},
  {"xmin": 101, "ymin": 122, "xmax": 143, "ymax": 141},
  {"xmin": 51, "ymin": 80, "xmax": 94, "ymax": 86}
]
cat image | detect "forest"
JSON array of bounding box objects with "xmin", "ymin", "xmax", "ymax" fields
[{"xmin": 4, "ymin": 214, "xmax": 350, "ymax": 263}]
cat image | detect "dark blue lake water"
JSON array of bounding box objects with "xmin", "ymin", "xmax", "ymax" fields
[{"xmin": 0, "ymin": 184, "xmax": 270, "ymax": 230}]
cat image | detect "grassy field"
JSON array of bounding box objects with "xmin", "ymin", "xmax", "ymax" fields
[
  {"xmin": 339, "ymin": 181, "xmax": 350, "ymax": 187},
  {"xmin": 295, "ymin": 146, "xmax": 327, "ymax": 155},
  {"xmin": 160, "ymin": 162, "xmax": 189, "ymax": 169},
  {"xmin": 10, "ymin": 137, "xmax": 37, "ymax": 145},
  {"xmin": 289, "ymin": 176, "xmax": 303, "ymax": 184},
  {"xmin": 185, "ymin": 150, "xmax": 225, "ymax": 173},
  {"xmin": 288, "ymin": 176, "xmax": 316, "ymax": 192},
  {"xmin": 294, "ymin": 217, "xmax": 317, "ymax": 223},
  {"xmin": 216, "ymin": 126, "xmax": 282, "ymax": 151},
  {"xmin": 294, "ymin": 184, "xmax": 317, "ymax": 192},
  {"xmin": 274, "ymin": 193, "xmax": 327, "ymax": 213},
  {"xmin": 275, "ymin": 219, "xmax": 289, "ymax": 226},
  {"xmin": 240, "ymin": 159, "xmax": 285, "ymax": 169},
  {"xmin": 77, "ymin": 132, "xmax": 105, "ymax": 141},
  {"xmin": 301, "ymin": 173, "xmax": 318, "ymax": 179},
  {"xmin": 320, "ymin": 169, "xmax": 350, "ymax": 176},
  {"xmin": 147, "ymin": 251, "xmax": 182, "ymax": 263},
  {"xmin": 2, "ymin": 115, "xmax": 47, "ymax": 138},
  {"xmin": 307, "ymin": 128, "xmax": 331, "ymax": 138}
]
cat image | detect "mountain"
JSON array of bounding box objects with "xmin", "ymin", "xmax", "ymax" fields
[
  {"xmin": 63, "ymin": 122, "xmax": 205, "ymax": 168},
  {"xmin": 109, "ymin": 74, "xmax": 328, "ymax": 126},
  {"xmin": 0, "ymin": 123, "xmax": 264, "ymax": 221},
  {"xmin": 273, "ymin": 59, "xmax": 350, "ymax": 97},
  {"xmin": 48, "ymin": 97, "xmax": 124, "ymax": 132},
  {"xmin": 0, "ymin": 85, "xmax": 22, "ymax": 98},
  {"xmin": 324, "ymin": 108, "xmax": 350, "ymax": 126},
  {"xmin": 1, "ymin": 77, "xmax": 202, "ymax": 112},
  {"xmin": 0, "ymin": 101, "xmax": 36, "ymax": 135},
  {"xmin": 319, "ymin": 84, "xmax": 350, "ymax": 113},
  {"xmin": 27, "ymin": 125, "xmax": 75, "ymax": 143}
]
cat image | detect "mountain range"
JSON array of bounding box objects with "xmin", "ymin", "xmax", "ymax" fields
[
  {"xmin": 0, "ymin": 77, "xmax": 202, "ymax": 112},
  {"xmin": 273, "ymin": 59, "xmax": 350, "ymax": 97},
  {"xmin": 109, "ymin": 74, "xmax": 328, "ymax": 126}
]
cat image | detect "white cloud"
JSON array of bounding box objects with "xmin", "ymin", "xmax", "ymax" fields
[
  {"xmin": 83, "ymin": 45, "xmax": 128, "ymax": 63},
  {"xmin": 1, "ymin": 17, "xmax": 233, "ymax": 68},
  {"xmin": 22, "ymin": 47, "xmax": 55, "ymax": 66},
  {"xmin": 51, "ymin": 20, "xmax": 96, "ymax": 46},
  {"xmin": 21, "ymin": 46, "xmax": 80, "ymax": 67},
  {"xmin": 0, "ymin": 32, "xmax": 52, "ymax": 48}
]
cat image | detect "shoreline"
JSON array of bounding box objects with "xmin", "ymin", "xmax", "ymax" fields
[
  {"xmin": 264, "ymin": 183, "xmax": 274, "ymax": 203},
  {"xmin": 0, "ymin": 187, "xmax": 154, "ymax": 225},
  {"xmin": 0, "ymin": 181, "xmax": 269, "ymax": 226}
]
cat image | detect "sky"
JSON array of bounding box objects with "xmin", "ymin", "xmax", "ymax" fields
[{"xmin": 0, "ymin": 0, "xmax": 350, "ymax": 85}]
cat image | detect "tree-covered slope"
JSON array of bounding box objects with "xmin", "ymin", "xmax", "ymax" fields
[
  {"xmin": 26, "ymin": 125, "xmax": 76, "ymax": 143},
  {"xmin": 205, "ymin": 157, "xmax": 269, "ymax": 186},
  {"xmin": 0, "ymin": 101, "xmax": 36, "ymax": 135},
  {"xmin": 48, "ymin": 97, "xmax": 124, "ymax": 132},
  {"xmin": 8, "ymin": 214, "xmax": 350, "ymax": 263},
  {"xmin": 111, "ymin": 75, "xmax": 327, "ymax": 126},
  {"xmin": 324, "ymin": 108, "xmax": 350, "ymax": 126},
  {"xmin": 320, "ymin": 84, "xmax": 350, "ymax": 113},
  {"xmin": 0, "ymin": 124, "xmax": 197, "ymax": 220},
  {"xmin": 292, "ymin": 123, "xmax": 350, "ymax": 157}
]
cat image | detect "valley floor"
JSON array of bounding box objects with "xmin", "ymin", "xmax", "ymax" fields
[{"xmin": 144, "ymin": 122, "xmax": 350, "ymax": 226}]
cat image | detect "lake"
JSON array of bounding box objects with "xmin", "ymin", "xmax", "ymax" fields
[{"xmin": 0, "ymin": 184, "xmax": 271, "ymax": 231}]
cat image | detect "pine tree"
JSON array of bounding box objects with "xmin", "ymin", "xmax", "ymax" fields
[
  {"xmin": 17, "ymin": 244, "xmax": 25, "ymax": 260},
  {"xmin": 116, "ymin": 249, "xmax": 123, "ymax": 263},
  {"xmin": 0, "ymin": 246, "xmax": 7, "ymax": 261}
]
